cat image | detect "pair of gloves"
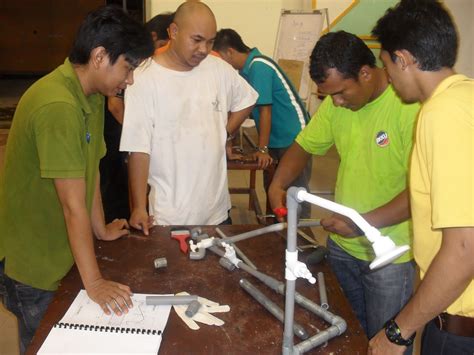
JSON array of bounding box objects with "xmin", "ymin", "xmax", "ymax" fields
[{"xmin": 173, "ymin": 292, "xmax": 230, "ymax": 330}]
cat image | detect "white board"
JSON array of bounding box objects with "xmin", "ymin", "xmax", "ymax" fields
[{"xmin": 274, "ymin": 10, "xmax": 326, "ymax": 101}]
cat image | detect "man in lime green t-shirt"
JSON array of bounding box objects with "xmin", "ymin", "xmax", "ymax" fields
[
  {"xmin": 370, "ymin": 1, "xmax": 474, "ymax": 354},
  {"xmin": 269, "ymin": 31, "xmax": 420, "ymax": 341},
  {"xmin": 0, "ymin": 6, "xmax": 153, "ymax": 352}
]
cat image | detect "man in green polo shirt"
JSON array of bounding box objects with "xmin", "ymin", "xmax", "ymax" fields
[
  {"xmin": 0, "ymin": 6, "xmax": 153, "ymax": 352},
  {"xmin": 269, "ymin": 31, "xmax": 420, "ymax": 342}
]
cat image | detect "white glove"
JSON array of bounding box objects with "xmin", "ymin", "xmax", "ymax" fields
[{"xmin": 173, "ymin": 291, "xmax": 230, "ymax": 330}]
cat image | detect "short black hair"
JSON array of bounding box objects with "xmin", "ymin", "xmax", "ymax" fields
[
  {"xmin": 213, "ymin": 29, "xmax": 251, "ymax": 53},
  {"xmin": 69, "ymin": 5, "xmax": 154, "ymax": 67},
  {"xmin": 372, "ymin": 0, "xmax": 458, "ymax": 71},
  {"xmin": 309, "ymin": 31, "xmax": 376, "ymax": 84},
  {"xmin": 145, "ymin": 12, "xmax": 174, "ymax": 41}
]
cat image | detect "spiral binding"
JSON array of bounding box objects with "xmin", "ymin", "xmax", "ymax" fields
[{"xmin": 54, "ymin": 322, "xmax": 162, "ymax": 336}]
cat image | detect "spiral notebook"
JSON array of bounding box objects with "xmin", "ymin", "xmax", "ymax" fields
[{"xmin": 38, "ymin": 289, "xmax": 172, "ymax": 355}]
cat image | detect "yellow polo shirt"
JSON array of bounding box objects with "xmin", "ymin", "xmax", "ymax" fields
[{"xmin": 411, "ymin": 74, "xmax": 474, "ymax": 316}]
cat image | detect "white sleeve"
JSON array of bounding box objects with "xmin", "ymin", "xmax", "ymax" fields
[
  {"xmin": 120, "ymin": 66, "xmax": 155, "ymax": 154},
  {"xmin": 221, "ymin": 61, "xmax": 258, "ymax": 113}
]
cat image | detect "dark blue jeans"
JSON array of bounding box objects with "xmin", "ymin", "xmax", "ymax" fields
[
  {"xmin": 327, "ymin": 238, "xmax": 415, "ymax": 340},
  {"xmin": 422, "ymin": 318, "xmax": 474, "ymax": 355},
  {"xmin": 0, "ymin": 260, "xmax": 54, "ymax": 354}
]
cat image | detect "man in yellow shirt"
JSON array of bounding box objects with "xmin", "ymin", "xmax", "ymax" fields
[{"xmin": 370, "ymin": 1, "xmax": 474, "ymax": 354}]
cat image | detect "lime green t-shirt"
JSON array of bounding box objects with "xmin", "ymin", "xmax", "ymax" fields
[
  {"xmin": 296, "ymin": 85, "xmax": 419, "ymax": 262},
  {"xmin": 0, "ymin": 58, "xmax": 105, "ymax": 290}
]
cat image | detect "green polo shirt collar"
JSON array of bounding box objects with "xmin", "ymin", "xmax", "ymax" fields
[{"xmin": 58, "ymin": 58, "xmax": 94, "ymax": 115}]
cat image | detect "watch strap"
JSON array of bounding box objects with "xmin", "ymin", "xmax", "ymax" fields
[{"xmin": 384, "ymin": 319, "xmax": 415, "ymax": 346}]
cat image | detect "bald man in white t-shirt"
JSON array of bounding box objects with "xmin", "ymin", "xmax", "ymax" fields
[{"xmin": 120, "ymin": 1, "xmax": 257, "ymax": 232}]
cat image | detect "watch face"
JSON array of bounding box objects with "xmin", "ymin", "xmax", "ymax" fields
[
  {"xmin": 385, "ymin": 321, "xmax": 398, "ymax": 340},
  {"xmin": 384, "ymin": 319, "xmax": 414, "ymax": 346}
]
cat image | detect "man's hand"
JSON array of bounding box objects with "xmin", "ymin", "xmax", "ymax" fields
[
  {"xmin": 129, "ymin": 208, "xmax": 154, "ymax": 236},
  {"xmin": 268, "ymin": 184, "xmax": 287, "ymax": 222},
  {"xmin": 368, "ymin": 329, "xmax": 406, "ymax": 355},
  {"xmin": 98, "ymin": 218, "xmax": 130, "ymax": 241},
  {"xmin": 86, "ymin": 278, "xmax": 133, "ymax": 316},
  {"xmin": 320, "ymin": 213, "xmax": 363, "ymax": 237},
  {"xmin": 253, "ymin": 151, "xmax": 273, "ymax": 169}
]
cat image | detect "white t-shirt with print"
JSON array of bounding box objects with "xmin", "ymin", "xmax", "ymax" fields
[{"xmin": 120, "ymin": 55, "xmax": 258, "ymax": 225}]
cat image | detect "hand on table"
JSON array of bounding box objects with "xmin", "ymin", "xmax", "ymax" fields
[
  {"xmin": 321, "ymin": 213, "xmax": 363, "ymax": 237},
  {"xmin": 86, "ymin": 278, "xmax": 133, "ymax": 316},
  {"xmin": 368, "ymin": 329, "xmax": 406, "ymax": 355},
  {"xmin": 99, "ymin": 218, "xmax": 130, "ymax": 241},
  {"xmin": 252, "ymin": 151, "xmax": 273, "ymax": 169},
  {"xmin": 129, "ymin": 209, "xmax": 154, "ymax": 236}
]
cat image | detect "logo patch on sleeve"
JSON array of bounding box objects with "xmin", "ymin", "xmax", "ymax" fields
[{"xmin": 375, "ymin": 131, "xmax": 390, "ymax": 147}]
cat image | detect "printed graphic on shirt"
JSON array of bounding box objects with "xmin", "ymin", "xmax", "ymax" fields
[
  {"xmin": 212, "ymin": 96, "xmax": 222, "ymax": 112},
  {"xmin": 375, "ymin": 131, "xmax": 390, "ymax": 147}
]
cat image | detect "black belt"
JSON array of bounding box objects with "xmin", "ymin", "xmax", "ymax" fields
[{"xmin": 434, "ymin": 312, "xmax": 474, "ymax": 337}]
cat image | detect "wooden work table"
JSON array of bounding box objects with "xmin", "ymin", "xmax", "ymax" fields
[{"xmin": 28, "ymin": 225, "xmax": 368, "ymax": 354}]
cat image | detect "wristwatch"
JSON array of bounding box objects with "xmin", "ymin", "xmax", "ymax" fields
[
  {"xmin": 256, "ymin": 146, "xmax": 269, "ymax": 154},
  {"xmin": 384, "ymin": 319, "xmax": 415, "ymax": 346}
]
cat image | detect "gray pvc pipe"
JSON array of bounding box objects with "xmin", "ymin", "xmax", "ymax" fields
[
  {"xmin": 296, "ymin": 220, "xmax": 321, "ymax": 228},
  {"xmin": 185, "ymin": 300, "xmax": 202, "ymax": 317},
  {"xmin": 239, "ymin": 279, "xmax": 309, "ymax": 340},
  {"xmin": 317, "ymin": 272, "xmax": 329, "ymax": 310},
  {"xmin": 216, "ymin": 223, "xmax": 287, "ymax": 245},
  {"xmin": 282, "ymin": 186, "xmax": 304, "ymax": 355},
  {"xmin": 145, "ymin": 295, "xmax": 198, "ymax": 305},
  {"xmin": 216, "ymin": 227, "xmax": 257, "ymax": 270}
]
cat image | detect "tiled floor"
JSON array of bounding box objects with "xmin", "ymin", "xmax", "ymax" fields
[{"xmin": 0, "ymin": 77, "xmax": 339, "ymax": 354}]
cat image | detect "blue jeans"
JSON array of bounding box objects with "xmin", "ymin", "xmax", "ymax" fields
[
  {"xmin": 0, "ymin": 260, "xmax": 54, "ymax": 354},
  {"xmin": 327, "ymin": 238, "xmax": 415, "ymax": 339},
  {"xmin": 422, "ymin": 318, "xmax": 474, "ymax": 355}
]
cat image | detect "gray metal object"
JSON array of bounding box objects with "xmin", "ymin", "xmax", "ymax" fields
[
  {"xmin": 317, "ymin": 272, "xmax": 329, "ymax": 310},
  {"xmin": 239, "ymin": 279, "xmax": 309, "ymax": 340},
  {"xmin": 153, "ymin": 257, "xmax": 167, "ymax": 269},
  {"xmin": 216, "ymin": 227, "xmax": 257, "ymax": 270}
]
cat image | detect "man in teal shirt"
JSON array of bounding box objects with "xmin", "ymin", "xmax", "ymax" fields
[
  {"xmin": 214, "ymin": 29, "xmax": 312, "ymax": 218},
  {"xmin": 0, "ymin": 6, "xmax": 153, "ymax": 352},
  {"xmin": 269, "ymin": 31, "xmax": 419, "ymax": 342}
]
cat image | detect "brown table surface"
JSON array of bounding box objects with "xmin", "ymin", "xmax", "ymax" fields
[{"xmin": 28, "ymin": 225, "xmax": 368, "ymax": 354}]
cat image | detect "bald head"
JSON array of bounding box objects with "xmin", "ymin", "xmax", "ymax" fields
[
  {"xmin": 166, "ymin": 1, "xmax": 217, "ymax": 71},
  {"xmin": 173, "ymin": 1, "xmax": 216, "ymax": 29}
]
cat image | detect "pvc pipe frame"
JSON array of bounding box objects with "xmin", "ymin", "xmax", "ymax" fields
[
  {"xmin": 205, "ymin": 228, "xmax": 347, "ymax": 354},
  {"xmin": 284, "ymin": 187, "xmax": 348, "ymax": 354}
]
